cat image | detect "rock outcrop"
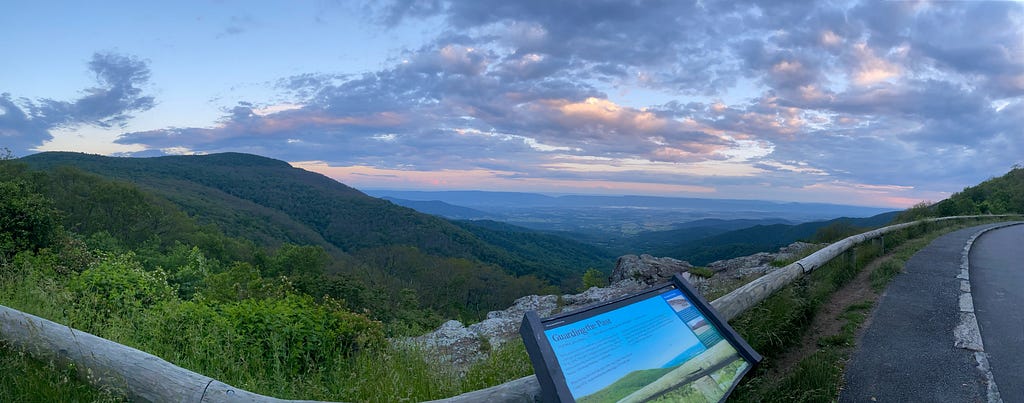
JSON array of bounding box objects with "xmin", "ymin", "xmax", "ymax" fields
[
  {"xmin": 707, "ymin": 241, "xmax": 817, "ymax": 279},
  {"xmin": 410, "ymin": 242, "xmax": 818, "ymax": 370},
  {"xmin": 610, "ymin": 254, "xmax": 694, "ymax": 284}
]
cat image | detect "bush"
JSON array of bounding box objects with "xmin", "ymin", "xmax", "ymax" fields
[
  {"xmin": 580, "ymin": 268, "xmax": 608, "ymax": 290},
  {"xmin": 0, "ymin": 180, "xmax": 61, "ymax": 261},
  {"xmin": 688, "ymin": 266, "xmax": 715, "ymax": 278},
  {"xmin": 68, "ymin": 253, "xmax": 176, "ymax": 329},
  {"xmin": 220, "ymin": 294, "xmax": 384, "ymax": 372}
]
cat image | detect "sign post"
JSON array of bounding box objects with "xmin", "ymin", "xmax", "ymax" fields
[{"xmin": 521, "ymin": 273, "xmax": 761, "ymax": 402}]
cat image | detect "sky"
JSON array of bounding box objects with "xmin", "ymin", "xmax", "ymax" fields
[{"xmin": 2, "ymin": 1, "xmax": 1022, "ymax": 208}]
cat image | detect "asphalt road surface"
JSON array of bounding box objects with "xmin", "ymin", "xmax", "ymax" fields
[
  {"xmin": 841, "ymin": 223, "xmax": 1011, "ymax": 402},
  {"xmin": 971, "ymin": 224, "xmax": 1024, "ymax": 402}
]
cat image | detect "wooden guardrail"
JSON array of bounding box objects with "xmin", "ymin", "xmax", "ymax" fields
[{"xmin": 0, "ymin": 215, "xmax": 1011, "ymax": 402}]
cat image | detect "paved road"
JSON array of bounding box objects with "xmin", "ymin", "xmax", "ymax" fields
[
  {"xmin": 841, "ymin": 223, "xmax": 1009, "ymax": 402},
  {"xmin": 971, "ymin": 224, "xmax": 1024, "ymax": 402}
]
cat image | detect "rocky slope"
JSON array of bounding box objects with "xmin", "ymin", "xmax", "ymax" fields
[{"xmin": 409, "ymin": 242, "xmax": 817, "ymax": 369}]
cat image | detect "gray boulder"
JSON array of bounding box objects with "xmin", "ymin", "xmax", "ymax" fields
[
  {"xmin": 410, "ymin": 242, "xmax": 818, "ymax": 370},
  {"xmin": 610, "ymin": 254, "xmax": 694, "ymax": 284}
]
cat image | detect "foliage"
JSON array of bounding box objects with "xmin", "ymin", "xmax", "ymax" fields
[
  {"xmin": 17, "ymin": 151, "xmax": 617, "ymax": 321},
  {"xmin": 0, "ymin": 342, "xmax": 126, "ymax": 402},
  {"xmin": 454, "ymin": 220, "xmax": 615, "ymax": 287},
  {"xmin": 897, "ymin": 166, "xmax": 1024, "ymax": 221},
  {"xmin": 731, "ymin": 218, "xmax": 1008, "ymax": 402},
  {"xmin": 811, "ymin": 221, "xmax": 866, "ymax": 243},
  {"xmin": 895, "ymin": 201, "xmax": 935, "ymax": 223},
  {"xmin": 68, "ymin": 253, "xmax": 176, "ymax": 329},
  {"xmin": 218, "ymin": 295, "xmax": 385, "ymax": 371},
  {"xmin": 0, "ymin": 179, "xmax": 61, "ymax": 261},
  {"xmin": 580, "ymin": 267, "xmax": 609, "ymax": 289},
  {"xmin": 19, "ymin": 152, "xmax": 610, "ymax": 289},
  {"xmin": 1, "ymin": 149, "xmax": 1019, "ymax": 401},
  {"xmin": 648, "ymin": 212, "xmax": 897, "ymax": 265},
  {"xmin": 688, "ymin": 266, "xmax": 715, "ymax": 278},
  {"xmin": 353, "ymin": 245, "xmax": 555, "ymax": 324}
]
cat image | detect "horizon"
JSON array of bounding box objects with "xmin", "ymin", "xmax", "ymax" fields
[
  {"xmin": 360, "ymin": 187, "xmax": 898, "ymax": 210},
  {"xmin": 3, "ymin": 1, "xmax": 1022, "ymax": 209}
]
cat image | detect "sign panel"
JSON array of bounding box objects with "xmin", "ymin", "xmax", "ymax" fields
[{"xmin": 521, "ymin": 274, "xmax": 760, "ymax": 403}]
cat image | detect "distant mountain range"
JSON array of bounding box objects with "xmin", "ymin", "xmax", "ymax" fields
[
  {"xmin": 379, "ymin": 197, "xmax": 497, "ymax": 220},
  {"xmin": 367, "ymin": 190, "xmax": 891, "ymax": 216},
  {"xmin": 18, "ymin": 151, "xmax": 900, "ymax": 302},
  {"xmin": 374, "ymin": 189, "xmax": 899, "ymax": 266},
  {"xmin": 368, "ymin": 190, "xmax": 893, "ymax": 235},
  {"xmin": 10, "ymin": 151, "xmax": 1018, "ymax": 329},
  {"xmin": 20, "ymin": 152, "xmax": 613, "ymax": 291},
  {"xmin": 636, "ymin": 212, "xmax": 900, "ymax": 265}
]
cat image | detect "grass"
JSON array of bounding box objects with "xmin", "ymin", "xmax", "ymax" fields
[
  {"xmin": 1, "ymin": 217, "xmax": 1017, "ymax": 402},
  {"xmin": 0, "ymin": 254, "xmax": 533, "ymax": 403},
  {"xmin": 688, "ymin": 266, "xmax": 715, "ymax": 278},
  {"xmin": 729, "ymin": 217, "xmax": 1010, "ymax": 402},
  {"xmin": 0, "ymin": 342, "xmax": 125, "ymax": 403}
]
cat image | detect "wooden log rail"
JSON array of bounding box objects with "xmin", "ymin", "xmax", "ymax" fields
[{"xmin": 0, "ymin": 215, "xmax": 1012, "ymax": 402}]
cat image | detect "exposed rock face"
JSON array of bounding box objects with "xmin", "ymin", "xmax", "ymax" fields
[
  {"xmin": 610, "ymin": 254, "xmax": 694, "ymax": 284},
  {"xmin": 706, "ymin": 242, "xmax": 818, "ymax": 279},
  {"xmin": 410, "ymin": 242, "xmax": 818, "ymax": 371},
  {"xmin": 707, "ymin": 252, "xmax": 774, "ymax": 275},
  {"xmin": 778, "ymin": 242, "xmax": 816, "ymax": 261},
  {"xmin": 410, "ymin": 294, "xmax": 559, "ymax": 369}
]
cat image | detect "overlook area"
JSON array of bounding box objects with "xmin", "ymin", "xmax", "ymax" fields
[
  {"xmin": 1, "ymin": 151, "xmax": 1022, "ymax": 401},
  {"xmin": 2, "ymin": 1, "xmax": 1022, "ymax": 401}
]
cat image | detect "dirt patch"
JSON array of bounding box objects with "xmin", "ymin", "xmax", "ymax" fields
[{"xmin": 762, "ymin": 254, "xmax": 894, "ymax": 376}]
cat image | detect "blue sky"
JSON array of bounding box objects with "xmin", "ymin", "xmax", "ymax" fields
[{"xmin": 2, "ymin": 1, "xmax": 1022, "ymax": 207}]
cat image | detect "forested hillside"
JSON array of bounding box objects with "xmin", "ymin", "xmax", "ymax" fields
[
  {"xmin": 637, "ymin": 212, "xmax": 899, "ymax": 266},
  {"xmin": 11, "ymin": 152, "xmax": 614, "ymax": 329},
  {"xmin": 898, "ymin": 166, "xmax": 1024, "ymax": 221}
]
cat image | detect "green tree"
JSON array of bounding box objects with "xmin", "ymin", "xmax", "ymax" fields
[
  {"xmin": 267, "ymin": 244, "xmax": 329, "ymax": 278},
  {"xmin": 69, "ymin": 252, "xmax": 176, "ymax": 330},
  {"xmin": 812, "ymin": 221, "xmax": 863, "ymax": 243},
  {"xmin": 581, "ymin": 268, "xmax": 608, "ymax": 290},
  {"xmin": 0, "ymin": 179, "xmax": 61, "ymax": 260},
  {"xmin": 203, "ymin": 261, "xmax": 268, "ymax": 302},
  {"xmin": 896, "ymin": 201, "xmax": 935, "ymax": 222},
  {"xmin": 169, "ymin": 246, "xmax": 212, "ymax": 300}
]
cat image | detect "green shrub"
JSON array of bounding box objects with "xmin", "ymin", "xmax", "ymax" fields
[
  {"xmin": 220, "ymin": 294, "xmax": 384, "ymax": 372},
  {"xmin": 68, "ymin": 253, "xmax": 176, "ymax": 330},
  {"xmin": 0, "ymin": 179, "xmax": 61, "ymax": 261},
  {"xmin": 202, "ymin": 261, "xmax": 269, "ymax": 302},
  {"xmin": 688, "ymin": 266, "xmax": 715, "ymax": 278},
  {"xmin": 580, "ymin": 268, "xmax": 608, "ymax": 290}
]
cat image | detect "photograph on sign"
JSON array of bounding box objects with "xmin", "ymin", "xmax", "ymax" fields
[{"xmin": 521, "ymin": 274, "xmax": 760, "ymax": 402}]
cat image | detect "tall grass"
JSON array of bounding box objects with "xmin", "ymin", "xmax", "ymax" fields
[
  {"xmin": 2, "ymin": 217, "xmax": 1016, "ymax": 402},
  {"xmin": 0, "ymin": 252, "xmax": 532, "ymax": 402},
  {"xmin": 729, "ymin": 217, "xmax": 1012, "ymax": 402},
  {"xmin": 0, "ymin": 342, "xmax": 125, "ymax": 403}
]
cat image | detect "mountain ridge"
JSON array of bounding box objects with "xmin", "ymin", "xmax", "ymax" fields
[{"xmin": 19, "ymin": 151, "xmax": 614, "ymax": 294}]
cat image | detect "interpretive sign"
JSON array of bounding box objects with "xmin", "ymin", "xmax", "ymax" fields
[{"xmin": 520, "ymin": 273, "xmax": 761, "ymax": 402}]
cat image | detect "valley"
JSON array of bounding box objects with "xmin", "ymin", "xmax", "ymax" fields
[{"xmin": 1, "ymin": 151, "xmax": 1021, "ymax": 402}]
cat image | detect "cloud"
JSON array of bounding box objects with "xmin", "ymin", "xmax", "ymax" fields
[
  {"xmin": 0, "ymin": 93, "xmax": 53, "ymax": 154},
  {"xmin": 0, "ymin": 52, "xmax": 155, "ymax": 155},
  {"xmin": 40, "ymin": 52, "xmax": 155, "ymax": 128},
  {"xmin": 218, "ymin": 14, "xmax": 258, "ymax": 38},
  {"xmin": 105, "ymin": 0, "xmax": 1024, "ymax": 207}
]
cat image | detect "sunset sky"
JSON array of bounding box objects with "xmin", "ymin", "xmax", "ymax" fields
[{"xmin": 2, "ymin": 1, "xmax": 1022, "ymax": 207}]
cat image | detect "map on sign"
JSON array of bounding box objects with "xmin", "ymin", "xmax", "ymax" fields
[{"xmin": 521, "ymin": 274, "xmax": 760, "ymax": 403}]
